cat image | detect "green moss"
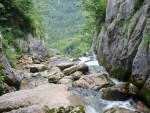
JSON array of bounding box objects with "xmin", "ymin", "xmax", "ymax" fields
[
  {"xmin": 139, "ymin": 88, "xmax": 150, "ymax": 106},
  {"xmin": 109, "ymin": 66, "xmax": 127, "ymax": 81},
  {"xmin": 143, "ymin": 35, "xmax": 150, "ymax": 51},
  {"xmin": 0, "ymin": 63, "xmax": 6, "ymax": 95},
  {"xmin": 48, "ymin": 77, "xmax": 58, "ymax": 84},
  {"xmin": 134, "ymin": 0, "xmax": 141, "ymax": 12},
  {"xmin": 39, "ymin": 66, "xmax": 49, "ymax": 72},
  {"xmin": 44, "ymin": 105, "xmax": 85, "ymax": 113}
]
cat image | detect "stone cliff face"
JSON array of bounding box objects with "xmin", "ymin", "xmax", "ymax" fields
[
  {"xmin": 17, "ymin": 34, "xmax": 49, "ymax": 58},
  {"xmin": 93, "ymin": 0, "xmax": 150, "ymax": 106}
]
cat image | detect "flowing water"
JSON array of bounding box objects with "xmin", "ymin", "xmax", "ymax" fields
[{"xmin": 70, "ymin": 54, "xmax": 138, "ymax": 113}]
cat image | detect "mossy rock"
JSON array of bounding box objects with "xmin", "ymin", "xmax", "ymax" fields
[
  {"xmin": 30, "ymin": 67, "xmax": 39, "ymax": 73},
  {"xmin": 139, "ymin": 88, "xmax": 150, "ymax": 106},
  {"xmin": 48, "ymin": 77, "xmax": 59, "ymax": 84},
  {"xmin": 109, "ymin": 66, "xmax": 129, "ymax": 81},
  {"xmin": 44, "ymin": 105, "xmax": 85, "ymax": 113},
  {"xmin": 102, "ymin": 83, "xmax": 130, "ymax": 101}
]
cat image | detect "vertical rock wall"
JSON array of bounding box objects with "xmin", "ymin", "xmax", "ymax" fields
[{"xmin": 93, "ymin": 0, "xmax": 150, "ymax": 106}]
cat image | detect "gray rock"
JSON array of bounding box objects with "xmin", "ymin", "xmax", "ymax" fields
[
  {"xmin": 58, "ymin": 77, "xmax": 72, "ymax": 85},
  {"xmin": 48, "ymin": 67, "xmax": 64, "ymax": 84},
  {"xmin": 131, "ymin": 17, "xmax": 150, "ymax": 88},
  {"xmin": 56, "ymin": 62, "xmax": 74, "ymax": 70},
  {"xmin": 48, "ymin": 57, "xmax": 71, "ymax": 67},
  {"xmin": 93, "ymin": 0, "xmax": 150, "ymax": 94},
  {"xmin": 17, "ymin": 34, "xmax": 49, "ymax": 57},
  {"xmin": 20, "ymin": 73, "xmax": 48, "ymax": 90},
  {"xmin": 71, "ymin": 71, "xmax": 83, "ymax": 81},
  {"xmin": 73, "ymin": 73, "xmax": 113, "ymax": 91},
  {"xmin": 0, "ymin": 55, "xmax": 23, "ymax": 89},
  {"xmin": 0, "ymin": 84, "xmax": 84, "ymax": 113},
  {"xmin": 63, "ymin": 64, "xmax": 88, "ymax": 75}
]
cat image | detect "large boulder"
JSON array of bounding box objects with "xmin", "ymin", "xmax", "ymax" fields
[
  {"xmin": 73, "ymin": 73, "xmax": 113, "ymax": 91},
  {"xmin": 0, "ymin": 84, "xmax": 84, "ymax": 113}
]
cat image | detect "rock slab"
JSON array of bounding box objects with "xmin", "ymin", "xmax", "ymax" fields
[{"xmin": 0, "ymin": 84, "xmax": 84, "ymax": 113}]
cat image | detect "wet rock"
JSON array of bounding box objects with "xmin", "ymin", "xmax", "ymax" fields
[
  {"xmin": 102, "ymin": 82, "xmax": 130, "ymax": 101},
  {"xmin": 88, "ymin": 65, "xmax": 108, "ymax": 74},
  {"xmin": 71, "ymin": 71, "xmax": 83, "ymax": 81},
  {"xmin": 73, "ymin": 73, "xmax": 113, "ymax": 91},
  {"xmin": 0, "ymin": 84, "xmax": 84, "ymax": 113},
  {"xmin": 103, "ymin": 107, "xmax": 136, "ymax": 113},
  {"xmin": 139, "ymin": 76, "xmax": 150, "ymax": 106},
  {"xmin": 128, "ymin": 83, "xmax": 139, "ymax": 96},
  {"xmin": 63, "ymin": 64, "xmax": 88, "ymax": 75},
  {"xmin": 56, "ymin": 62, "xmax": 74, "ymax": 70},
  {"xmin": 135, "ymin": 101, "xmax": 150, "ymax": 113}
]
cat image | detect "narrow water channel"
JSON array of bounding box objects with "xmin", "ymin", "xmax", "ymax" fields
[{"xmin": 70, "ymin": 54, "xmax": 138, "ymax": 113}]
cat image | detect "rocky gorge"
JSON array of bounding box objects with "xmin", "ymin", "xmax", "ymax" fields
[
  {"xmin": 0, "ymin": 34, "xmax": 150, "ymax": 113},
  {"xmin": 0, "ymin": 0, "xmax": 150, "ymax": 113}
]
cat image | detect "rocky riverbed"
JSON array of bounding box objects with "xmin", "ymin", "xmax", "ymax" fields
[{"xmin": 0, "ymin": 54, "xmax": 150, "ymax": 113}]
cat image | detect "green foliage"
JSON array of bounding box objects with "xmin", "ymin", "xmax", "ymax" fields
[
  {"xmin": 45, "ymin": 0, "xmax": 85, "ymax": 56},
  {"xmin": 0, "ymin": 0, "xmax": 49, "ymax": 38},
  {"xmin": 46, "ymin": 0, "xmax": 108, "ymax": 57},
  {"xmin": 44, "ymin": 105, "xmax": 85, "ymax": 113},
  {"xmin": 0, "ymin": 0, "xmax": 50, "ymax": 67},
  {"xmin": 50, "ymin": 36, "xmax": 90, "ymax": 57},
  {"xmin": 0, "ymin": 63, "xmax": 5, "ymax": 94},
  {"xmin": 143, "ymin": 34, "xmax": 150, "ymax": 51},
  {"xmin": 81, "ymin": 0, "xmax": 107, "ymax": 22},
  {"xmin": 2, "ymin": 38, "xmax": 19, "ymax": 68}
]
